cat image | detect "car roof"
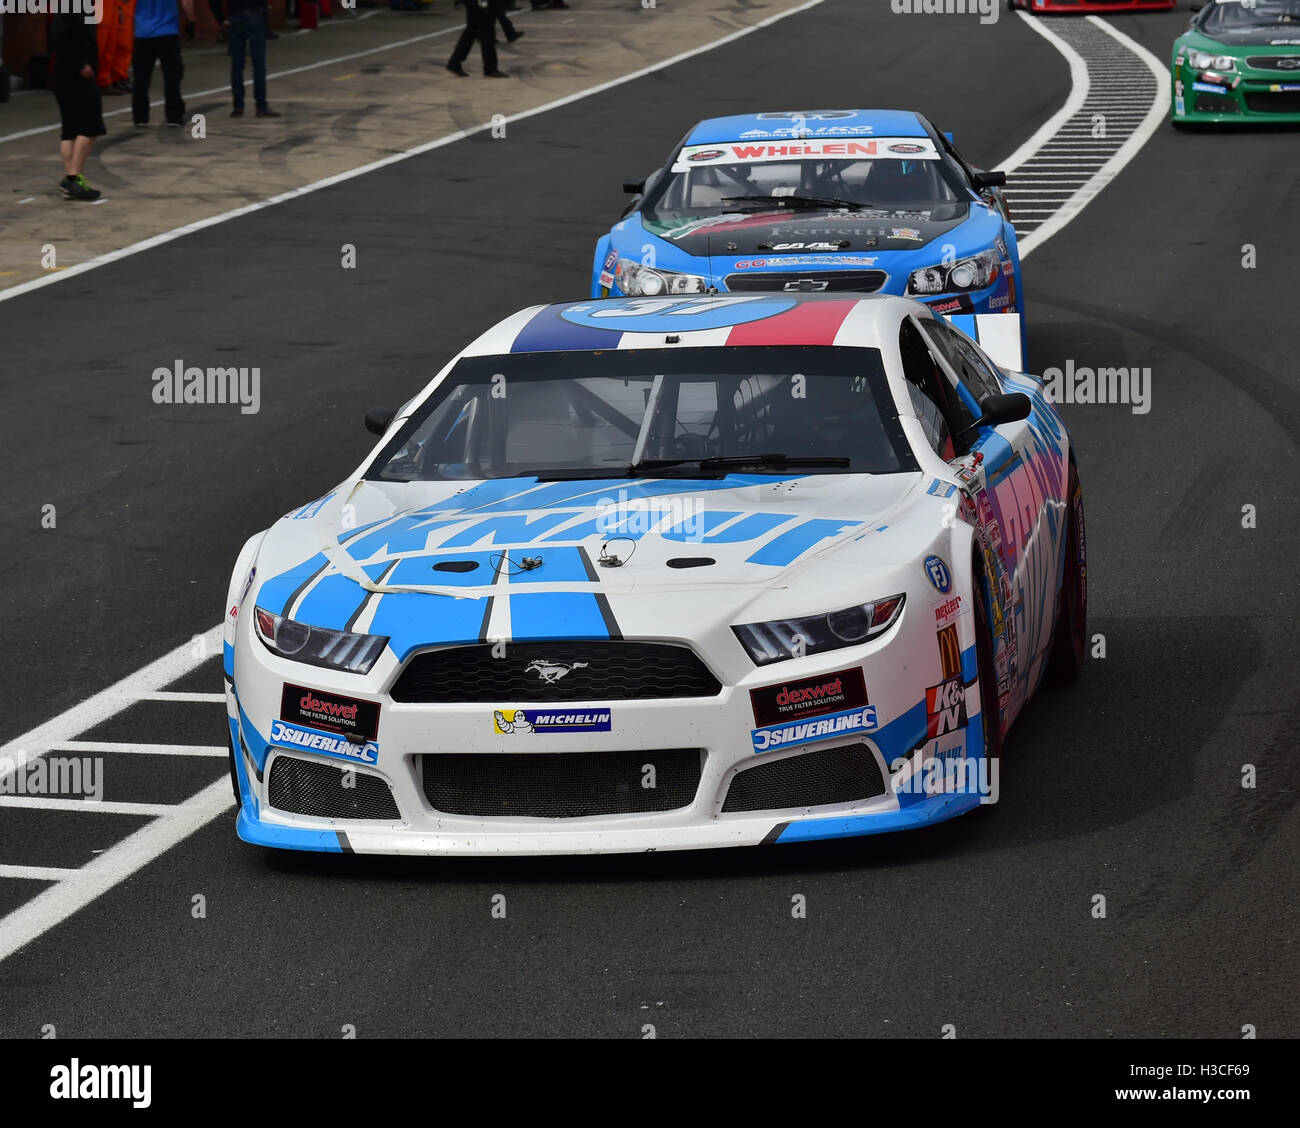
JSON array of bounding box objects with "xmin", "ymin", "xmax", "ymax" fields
[
  {"xmin": 463, "ymin": 293, "xmax": 919, "ymax": 357},
  {"xmin": 684, "ymin": 109, "xmax": 929, "ymax": 145}
]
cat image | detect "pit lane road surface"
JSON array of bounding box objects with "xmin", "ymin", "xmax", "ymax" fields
[{"xmin": 0, "ymin": 0, "xmax": 1295, "ymax": 1037}]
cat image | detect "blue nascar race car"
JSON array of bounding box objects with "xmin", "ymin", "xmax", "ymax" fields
[{"xmin": 592, "ymin": 108, "xmax": 1022, "ymax": 340}]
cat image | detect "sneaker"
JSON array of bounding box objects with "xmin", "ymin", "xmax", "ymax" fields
[
  {"xmin": 484, "ymin": 69, "xmax": 509, "ymax": 78},
  {"xmin": 165, "ymin": 121, "xmax": 182, "ymax": 128},
  {"xmin": 60, "ymin": 175, "xmax": 101, "ymax": 201},
  {"xmin": 256, "ymin": 106, "xmax": 281, "ymax": 117},
  {"xmin": 231, "ymin": 107, "xmax": 244, "ymax": 116},
  {"xmin": 506, "ymin": 29, "xmax": 524, "ymax": 42},
  {"xmin": 133, "ymin": 120, "xmax": 149, "ymax": 128},
  {"xmin": 446, "ymin": 61, "xmax": 469, "ymax": 76}
]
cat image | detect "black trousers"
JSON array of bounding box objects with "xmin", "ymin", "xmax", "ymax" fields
[
  {"xmin": 132, "ymin": 34, "xmax": 185, "ymax": 125},
  {"xmin": 448, "ymin": 0, "xmax": 498, "ymax": 73},
  {"xmin": 491, "ymin": 0, "xmax": 517, "ymax": 38}
]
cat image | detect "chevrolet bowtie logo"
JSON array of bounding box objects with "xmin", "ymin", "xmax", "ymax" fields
[{"xmin": 783, "ymin": 279, "xmax": 830, "ymax": 292}]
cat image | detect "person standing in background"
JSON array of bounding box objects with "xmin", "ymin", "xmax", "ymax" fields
[
  {"xmin": 210, "ymin": 0, "xmax": 282, "ymax": 117},
  {"xmin": 446, "ymin": 0, "xmax": 508, "ymax": 78},
  {"xmin": 50, "ymin": 12, "xmax": 106, "ymax": 200},
  {"xmin": 132, "ymin": 0, "xmax": 195, "ymax": 127},
  {"xmin": 97, "ymin": 0, "xmax": 137, "ymax": 94}
]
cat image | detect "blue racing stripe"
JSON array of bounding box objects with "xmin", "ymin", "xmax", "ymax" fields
[
  {"xmin": 255, "ymin": 553, "xmax": 328, "ymax": 615},
  {"xmin": 368, "ymin": 551, "xmax": 499, "ymax": 660},
  {"xmin": 508, "ymin": 546, "xmax": 613, "ymax": 640},
  {"xmin": 509, "ymin": 305, "xmax": 625, "ymax": 353},
  {"xmin": 292, "ymin": 562, "xmax": 391, "ymax": 630}
]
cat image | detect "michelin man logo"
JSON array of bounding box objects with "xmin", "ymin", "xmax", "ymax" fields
[{"xmin": 494, "ymin": 710, "xmax": 533, "ymax": 735}]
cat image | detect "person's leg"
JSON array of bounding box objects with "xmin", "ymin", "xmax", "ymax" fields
[
  {"xmin": 476, "ymin": 6, "xmax": 499, "ymax": 74},
  {"xmin": 230, "ymin": 15, "xmax": 248, "ymax": 111},
  {"xmin": 68, "ymin": 135, "xmax": 96, "ymax": 176},
  {"xmin": 159, "ymin": 35, "xmax": 185, "ymax": 124},
  {"xmin": 250, "ymin": 12, "xmax": 269, "ymax": 110},
  {"xmin": 131, "ymin": 36, "xmax": 153, "ymax": 124},
  {"xmin": 492, "ymin": 0, "xmax": 518, "ymax": 39},
  {"xmin": 448, "ymin": 4, "xmax": 476, "ymax": 69},
  {"xmin": 59, "ymin": 138, "xmax": 74, "ymax": 177}
]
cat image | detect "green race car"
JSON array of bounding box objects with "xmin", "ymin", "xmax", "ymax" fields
[{"xmin": 1171, "ymin": 0, "xmax": 1300, "ymax": 126}]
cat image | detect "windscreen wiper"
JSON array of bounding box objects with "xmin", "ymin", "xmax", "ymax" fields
[
  {"xmin": 720, "ymin": 194, "xmax": 873, "ymax": 211},
  {"xmin": 632, "ymin": 453, "xmax": 851, "ymax": 474}
]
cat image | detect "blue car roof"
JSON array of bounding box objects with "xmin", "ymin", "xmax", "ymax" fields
[{"xmin": 685, "ymin": 109, "xmax": 928, "ymax": 145}]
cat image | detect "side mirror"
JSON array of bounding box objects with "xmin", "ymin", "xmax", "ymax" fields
[
  {"xmin": 971, "ymin": 169, "xmax": 1007, "ymax": 189},
  {"xmin": 1190, "ymin": 3, "xmax": 1203, "ymax": 10},
  {"xmin": 977, "ymin": 392, "xmax": 1031, "ymax": 428},
  {"xmin": 622, "ymin": 177, "xmax": 646, "ymax": 194},
  {"xmin": 365, "ymin": 408, "xmax": 396, "ymax": 436}
]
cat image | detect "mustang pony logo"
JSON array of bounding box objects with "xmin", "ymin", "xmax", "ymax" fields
[{"xmin": 525, "ymin": 660, "xmax": 590, "ymax": 685}]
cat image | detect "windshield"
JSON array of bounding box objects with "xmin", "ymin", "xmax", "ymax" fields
[
  {"xmin": 1203, "ymin": 0, "xmax": 1300, "ymax": 30},
  {"xmin": 645, "ymin": 138, "xmax": 963, "ymax": 217},
  {"xmin": 366, "ymin": 346, "xmax": 915, "ymax": 482}
]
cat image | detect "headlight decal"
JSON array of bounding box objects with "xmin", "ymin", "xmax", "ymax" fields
[
  {"xmin": 254, "ymin": 606, "xmax": 390, "ymax": 674},
  {"xmin": 733, "ymin": 595, "xmax": 905, "ymax": 665},
  {"xmin": 907, "ymin": 249, "xmax": 1000, "ymax": 296}
]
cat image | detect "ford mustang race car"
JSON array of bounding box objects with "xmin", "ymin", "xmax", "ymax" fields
[
  {"xmin": 1171, "ymin": 0, "xmax": 1300, "ymax": 125},
  {"xmin": 223, "ymin": 293, "xmax": 1085, "ymax": 856},
  {"xmin": 591, "ymin": 110, "xmax": 1022, "ymax": 329}
]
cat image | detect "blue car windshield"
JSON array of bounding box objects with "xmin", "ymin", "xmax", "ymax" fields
[{"xmin": 646, "ymin": 147, "xmax": 963, "ymax": 216}]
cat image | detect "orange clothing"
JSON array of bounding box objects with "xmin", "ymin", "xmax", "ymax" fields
[{"xmin": 96, "ymin": 0, "xmax": 137, "ymax": 87}]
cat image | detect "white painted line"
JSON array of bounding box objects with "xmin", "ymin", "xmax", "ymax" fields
[
  {"xmin": 1017, "ymin": 16, "xmax": 1167, "ymax": 260},
  {"xmin": 0, "ymin": 780, "xmax": 233, "ymax": 963},
  {"xmin": 0, "ymin": 624, "xmax": 223, "ymax": 786},
  {"xmin": 137, "ymin": 691, "xmax": 226, "ymax": 703},
  {"xmin": 0, "ymin": 796, "xmax": 180, "ymax": 816},
  {"xmin": 997, "ymin": 12, "xmax": 1090, "ymax": 175},
  {"xmin": 0, "ymin": 865, "xmax": 78, "ymax": 882},
  {"xmin": 0, "ymin": 0, "xmax": 829, "ymax": 304},
  {"xmin": 56, "ymin": 741, "xmax": 228, "ymax": 758}
]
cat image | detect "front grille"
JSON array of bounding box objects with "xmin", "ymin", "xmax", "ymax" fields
[
  {"xmin": 1194, "ymin": 92, "xmax": 1240, "ymax": 114},
  {"xmin": 1246, "ymin": 55, "xmax": 1300, "ymax": 71},
  {"xmin": 724, "ymin": 270, "xmax": 888, "ymax": 294},
  {"xmin": 390, "ymin": 641, "xmax": 721, "ymax": 703},
  {"xmin": 721, "ymin": 743, "xmax": 886, "ymax": 813},
  {"xmin": 267, "ymin": 756, "xmax": 401, "ymax": 820},
  {"xmin": 1244, "ymin": 90, "xmax": 1300, "ymax": 113},
  {"xmin": 421, "ymin": 749, "xmax": 702, "ymax": 818}
]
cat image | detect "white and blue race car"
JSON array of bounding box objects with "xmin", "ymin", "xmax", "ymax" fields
[
  {"xmin": 224, "ymin": 293, "xmax": 1084, "ymax": 856},
  {"xmin": 593, "ymin": 110, "xmax": 1021, "ymax": 327}
]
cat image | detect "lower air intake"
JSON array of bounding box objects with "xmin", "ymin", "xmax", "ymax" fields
[
  {"xmin": 268, "ymin": 756, "xmax": 401, "ymax": 820},
  {"xmin": 721, "ymin": 743, "xmax": 886, "ymax": 813},
  {"xmin": 421, "ymin": 749, "xmax": 703, "ymax": 818}
]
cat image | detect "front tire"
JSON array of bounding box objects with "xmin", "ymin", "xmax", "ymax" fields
[
  {"xmin": 1046, "ymin": 463, "xmax": 1087, "ymax": 684},
  {"xmin": 973, "ymin": 565, "xmax": 1003, "ymax": 764}
]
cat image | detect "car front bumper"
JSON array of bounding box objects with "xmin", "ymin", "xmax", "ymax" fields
[{"xmin": 225, "ymin": 598, "xmax": 994, "ymax": 856}]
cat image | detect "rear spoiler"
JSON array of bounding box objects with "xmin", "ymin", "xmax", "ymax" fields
[{"xmin": 939, "ymin": 312, "xmax": 1023, "ymax": 375}]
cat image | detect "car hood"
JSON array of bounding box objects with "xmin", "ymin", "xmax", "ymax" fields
[
  {"xmin": 641, "ymin": 203, "xmax": 972, "ymax": 257},
  {"xmin": 252, "ymin": 472, "xmax": 938, "ymax": 657}
]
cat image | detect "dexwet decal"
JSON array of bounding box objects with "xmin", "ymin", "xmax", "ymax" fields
[{"xmin": 750, "ymin": 667, "xmax": 868, "ymax": 727}]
